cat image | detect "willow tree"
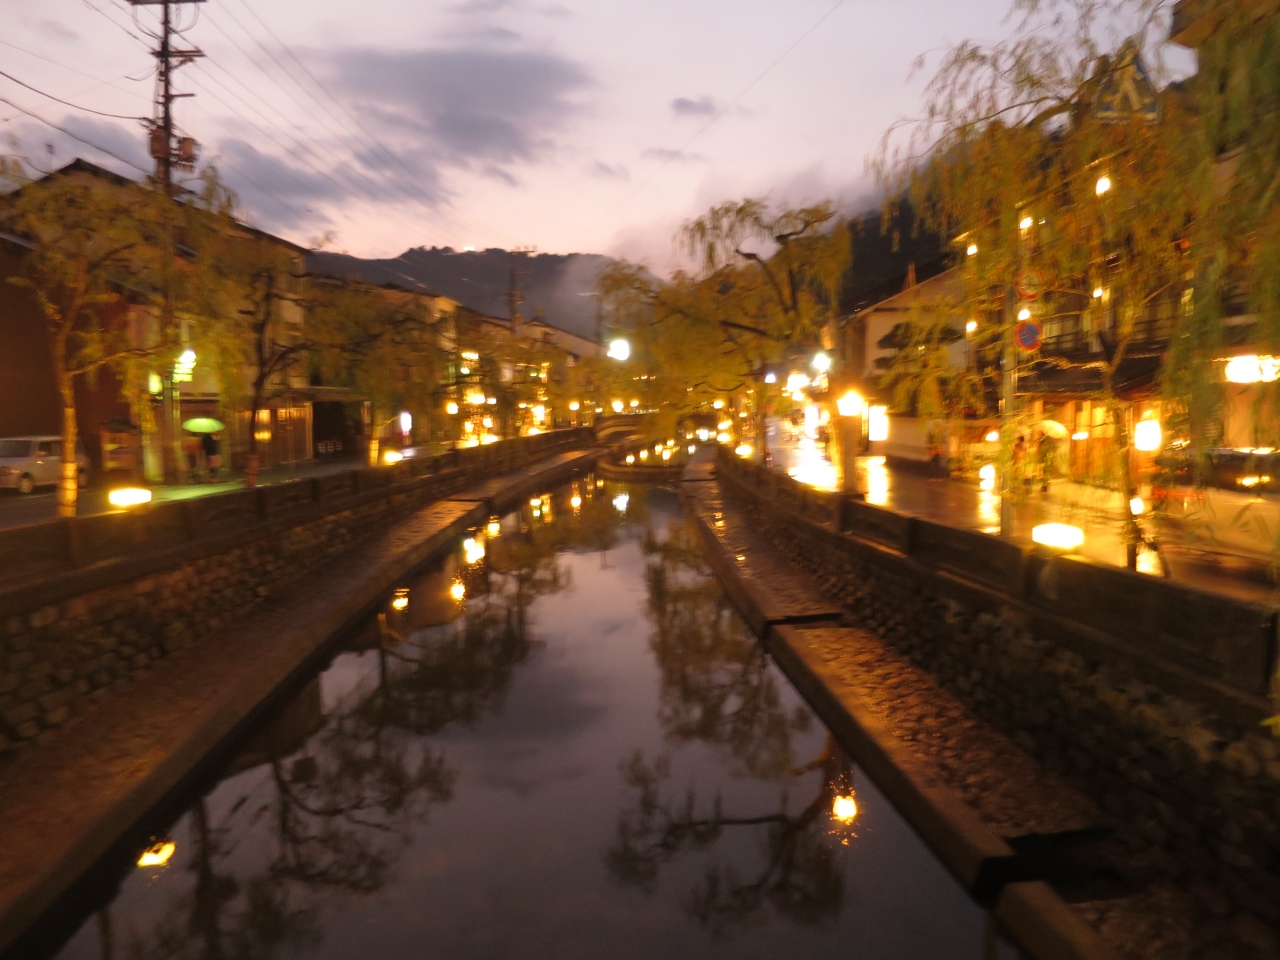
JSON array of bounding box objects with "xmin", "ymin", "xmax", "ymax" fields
[
  {"xmin": 878, "ymin": 0, "xmax": 1198, "ymax": 566},
  {"xmin": 596, "ymin": 200, "xmax": 850, "ymax": 443},
  {"xmin": 309, "ymin": 283, "xmax": 439, "ymax": 465},
  {"xmin": 2, "ymin": 162, "xmax": 165, "ymax": 516},
  {"xmin": 1173, "ymin": 1, "xmax": 1280, "ymax": 454}
]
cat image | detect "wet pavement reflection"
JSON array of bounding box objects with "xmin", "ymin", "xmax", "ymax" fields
[{"xmin": 47, "ymin": 477, "xmax": 1016, "ymax": 960}]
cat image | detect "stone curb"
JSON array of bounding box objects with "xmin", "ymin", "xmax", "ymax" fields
[
  {"xmin": 0, "ymin": 447, "xmax": 602, "ymax": 958},
  {"xmin": 677, "ymin": 473, "xmax": 1119, "ymax": 960}
]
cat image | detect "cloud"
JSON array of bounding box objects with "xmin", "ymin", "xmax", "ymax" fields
[
  {"xmin": 211, "ymin": 138, "xmax": 348, "ymax": 229},
  {"xmin": 449, "ymin": 25, "xmax": 523, "ymax": 42},
  {"xmin": 640, "ymin": 147, "xmax": 705, "ymax": 163},
  {"xmin": 33, "ymin": 19, "xmax": 78, "ymax": 42},
  {"xmin": 325, "ymin": 47, "xmax": 592, "ymax": 168},
  {"xmin": 671, "ymin": 95, "xmax": 716, "ymax": 117},
  {"xmin": 586, "ymin": 160, "xmax": 628, "ymax": 180},
  {"xmin": 5, "ymin": 116, "xmax": 149, "ymax": 178},
  {"xmin": 450, "ymin": 0, "xmax": 516, "ymax": 12}
]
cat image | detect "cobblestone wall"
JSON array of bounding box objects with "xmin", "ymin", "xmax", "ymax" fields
[
  {"xmin": 722, "ymin": 473, "xmax": 1280, "ymax": 950},
  {"xmin": 0, "ymin": 436, "xmax": 588, "ymax": 752}
]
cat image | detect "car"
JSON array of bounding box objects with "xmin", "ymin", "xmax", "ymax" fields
[
  {"xmin": 1152, "ymin": 447, "xmax": 1280, "ymax": 568},
  {"xmin": 0, "ymin": 436, "xmax": 90, "ymax": 495}
]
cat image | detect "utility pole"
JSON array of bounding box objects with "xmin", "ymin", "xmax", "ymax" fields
[
  {"xmin": 130, "ymin": 0, "xmax": 204, "ymax": 196},
  {"xmin": 508, "ymin": 246, "xmax": 536, "ymax": 325},
  {"xmin": 131, "ymin": 0, "xmax": 204, "ymax": 483}
]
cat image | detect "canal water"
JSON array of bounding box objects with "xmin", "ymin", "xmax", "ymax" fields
[{"xmin": 45, "ymin": 477, "xmax": 1017, "ymax": 960}]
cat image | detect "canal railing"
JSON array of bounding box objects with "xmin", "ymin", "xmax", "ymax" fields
[{"xmin": 715, "ymin": 446, "xmax": 1280, "ymax": 709}]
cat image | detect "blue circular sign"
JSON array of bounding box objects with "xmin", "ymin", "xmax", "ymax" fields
[{"xmin": 1015, "ymin": 320, "xmax": 1043, "ymax": 352}]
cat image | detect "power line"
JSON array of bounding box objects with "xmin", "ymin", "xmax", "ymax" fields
[
  {"xmin": 196, "ymin": 9, "xmax": 454, "ymax": 244},
  {"xmin": 224, "ymin": 0, "xmax": 511, "ymax": 247},
  {"xmin": 588, "ymin": 0, "xmax": 850, "ymax": 244},
  {"xmin": 0, "ymin": 40, "xmax": 152, "ymax": 100},
  {"xmin": 0, "ymin": 96, "xmax": 151, "ymax": 174},
  {"xmin": 0, "ymin": 70, "xmax": 146, "ymax": 120}
]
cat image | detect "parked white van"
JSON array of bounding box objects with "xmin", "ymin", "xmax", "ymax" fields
[
  {"xmin": 1153, "ymin": 448, "xmax": 1280, "ymax": 569},
  {"xmin": 0, "ymin": 437, "xmax": 90, "ymax": 494}
]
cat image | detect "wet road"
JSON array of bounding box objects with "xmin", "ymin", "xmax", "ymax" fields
[
  {"xmin": 767, "ymin": 424, "xmax": 1279, "ymax": 605},
  {"xmin": 40, "ymin": 479, "xmax": 1014, "ymax": 960}
]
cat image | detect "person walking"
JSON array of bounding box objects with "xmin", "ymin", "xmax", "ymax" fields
[{"xmin": 201, "ymin": 432, "xmax": 222, "ymax": 482}]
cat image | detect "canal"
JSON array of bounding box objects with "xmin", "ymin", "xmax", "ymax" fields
[{"xmin": 41, "ymin": 476, "xmax": 1016, "ymax": 960}]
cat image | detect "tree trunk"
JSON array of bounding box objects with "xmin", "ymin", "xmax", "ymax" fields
[
  {"xmin": 246, "ymin": 391, "xmax": 263, "ymax": 488},
  {"xmin": 56, "ymin": 371, "xmax": 79, "ymax": 518},
  {"xmin": 1110, "ymin": 401, "xmax": 1140, "ymax": 570}
]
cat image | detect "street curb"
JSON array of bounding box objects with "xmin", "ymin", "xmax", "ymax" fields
[
  {"xmin": 676, "ymin": 469, "xmax": 1119, "ymax": 960},
  {"xmin": 0, "ymin": 447, "xmax": 603, "ymax": 959}
]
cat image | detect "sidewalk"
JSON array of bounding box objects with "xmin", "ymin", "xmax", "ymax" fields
[
  {"xmin": 765, "ymin": 428, "xmax": 1279, "ymax": 605},
  {"xmin": 0, "ymin": 456, "xmax": 365, "ymax": 532}
]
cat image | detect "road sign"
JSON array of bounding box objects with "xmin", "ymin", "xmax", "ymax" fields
[
  {"xmin": 1015, "ymin": 267, "xmax": 1045, "ymax": 301},
  {"xmin": 1094, "ymin": 40, "xmax": 1159, "ymax": 124},
  {"xmin": 1015, "ymin": 320, "xmax": 1043, "ymax": 352}
]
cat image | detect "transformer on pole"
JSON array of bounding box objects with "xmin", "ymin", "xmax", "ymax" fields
[{"xmin": 129, "ymin": 0, "xmax": 205, "ymax": 196}]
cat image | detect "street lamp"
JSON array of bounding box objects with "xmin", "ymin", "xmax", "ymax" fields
[
  {"xmin": 1095, "ymin": 174, "xmax": 1112, "ymax": 196},
  {"xmin": 1134, "ymin": 417, "xmax": 1163, "ymax": 452},
  {"xmin": 607, "ymin": 338, "xmax": 630, "ymax": 361},
  {"xmin": 812, "ymin": 352, "xmax": 831, "ymax": 373}
]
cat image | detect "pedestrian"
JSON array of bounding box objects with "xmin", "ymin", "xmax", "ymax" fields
[
  {"xmin": 1037, "ymin": 432, "xmax": 1059, "ymax": 493},
  {"xmin": 202, "ymin": 432, "xmax": 222, "ymax": 482},
  {"xmin": 1013, "ymin": 435, "xmax": 1029, "ymax": 490}
]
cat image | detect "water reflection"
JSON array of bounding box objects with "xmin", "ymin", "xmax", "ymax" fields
[
  {"xmin": 606, "ymin": 518, "xmax": 859, "ymax": 935},
  {"xmin": 46, "ymin": 479, "xmax": 996, "ymax": 960}
]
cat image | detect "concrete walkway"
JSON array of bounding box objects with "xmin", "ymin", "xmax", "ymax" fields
[
  {"xmin": 0, "ymin": 457, "xmax": 371, "ymax": 531},
  {"xmin": 0, "ymin": 446, "xmax": 603, "ymax": 958}
]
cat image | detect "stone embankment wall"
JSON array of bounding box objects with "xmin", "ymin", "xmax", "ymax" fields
[
  {"xmin": 715, "ymin": 450, "xmax": 1280, "ymax": 944},
  {"xmin": 0, "ymin": 430, "xmax": 592, "ymax": 751}
]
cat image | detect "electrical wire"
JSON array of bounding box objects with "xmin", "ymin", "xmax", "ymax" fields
[
  {"xmin": 587, "ymin": 0, "xmax": 850, "ymax": 244},
  {"xmin": 224, "ymin": 0, "xmax": 511, "ymax": 247},
  {"xmin": 0, "ymin": 96, "xmax": 151, "ymax": 174},
  {"xmin": 0, "ymin": 70, "xmax": 146, "ymax": 121},
  {"xmin": 0, "ymin": 40, "xmax": 152, "ymax": 100}
]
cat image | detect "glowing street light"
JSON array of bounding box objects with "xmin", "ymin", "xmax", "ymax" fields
[
  {"xmin": 612, "ymin": 399, "xmax": 624, "ymax": 413},
  {"xmin": 1019, "ymin": 215, "xmax": 1034, "ymax": 231},
  {"xmin": 812, "ymin": 352, "xmax": 831, "ymax": 373},
  {"xmin": 399, "ymin": 411, "xmax": 412, "ymax": 434},
  {"xmin": 1095, "ymin": 174, "xmax": 1112, "ymax": 196},
  {"xmin": 965, "ymin": 320, "xmax": 978, "ymax": 335},
  {"xmin": 764, "ymin": 372, "xmax": 777, "ymax": 384},
  {"xmin": 446, "ymin": 401, "xmax": 459, "ymax": 415},
  {"xmin": 835, "ymin": 391, "xmax": 863, "ymax": 417},
  {"xmin": 108, "ymin": 487, "xmax": 153, "ymax": 508},
  {"xmin": 831, "ymin": 795, "xmax": 858, "ymax": 824},
  {"xmin": 1032, "ymin": 522, "xmax": 1085, "ymax": 551},
  {"xmin": 137, "ymin": 840, "xmax": 176, "ymax": 868},
  {"xmin": 450, "ymin": 580, "xmax": 466, "ymax": 601},
  {"xmin": 966, "ymin": 243, "xmax": 978, "ymax": 256},
  {"xmin": 607, "ymin": 338, "xmax": 631, "ymax": 361},
  {"xmin": 1224, "ymin": 355, "xmax": 1280, "ymax": 384},
  {"xmin": 1134, "ymin": 417, "xmax": 1163, "ymax": 453}
]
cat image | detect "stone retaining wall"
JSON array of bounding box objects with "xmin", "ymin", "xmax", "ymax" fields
[
  {"xmin": 0, "ymin": 430, "xmax": 592, "ymax": 752},
  {"xmin": 716, "ymin": 451, "xmax": 1280, "ymax": 945}
]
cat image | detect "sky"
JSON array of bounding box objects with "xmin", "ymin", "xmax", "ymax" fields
[{"xmin": 0, "ymin": 0, "xmax": 1182, "ymax": 272}]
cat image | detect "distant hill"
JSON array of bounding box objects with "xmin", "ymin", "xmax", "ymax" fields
[{"xmin": 307, "ymin": 246, "xmax": 613, "ymax": 341}]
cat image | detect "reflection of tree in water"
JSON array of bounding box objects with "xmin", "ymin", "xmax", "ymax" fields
[
  {"xmin": 609, "ymin": 742, "xmax": 852, "ymax": 937},
  {"xmin": 606, "ymin": 516, "xmax": 854, "ymax": 935},
  {"xmin": 106, "ymin": 508, "xmax": 589, "ymax": 960},
  {"xmin": 643, "ymin": 520, "xmax": 808, "ymax": 778}
]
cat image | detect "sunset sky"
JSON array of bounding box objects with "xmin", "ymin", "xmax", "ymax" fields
[{"xmin": 1, "ymin": 0, "xmax": 1187, "ymax": 271}]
